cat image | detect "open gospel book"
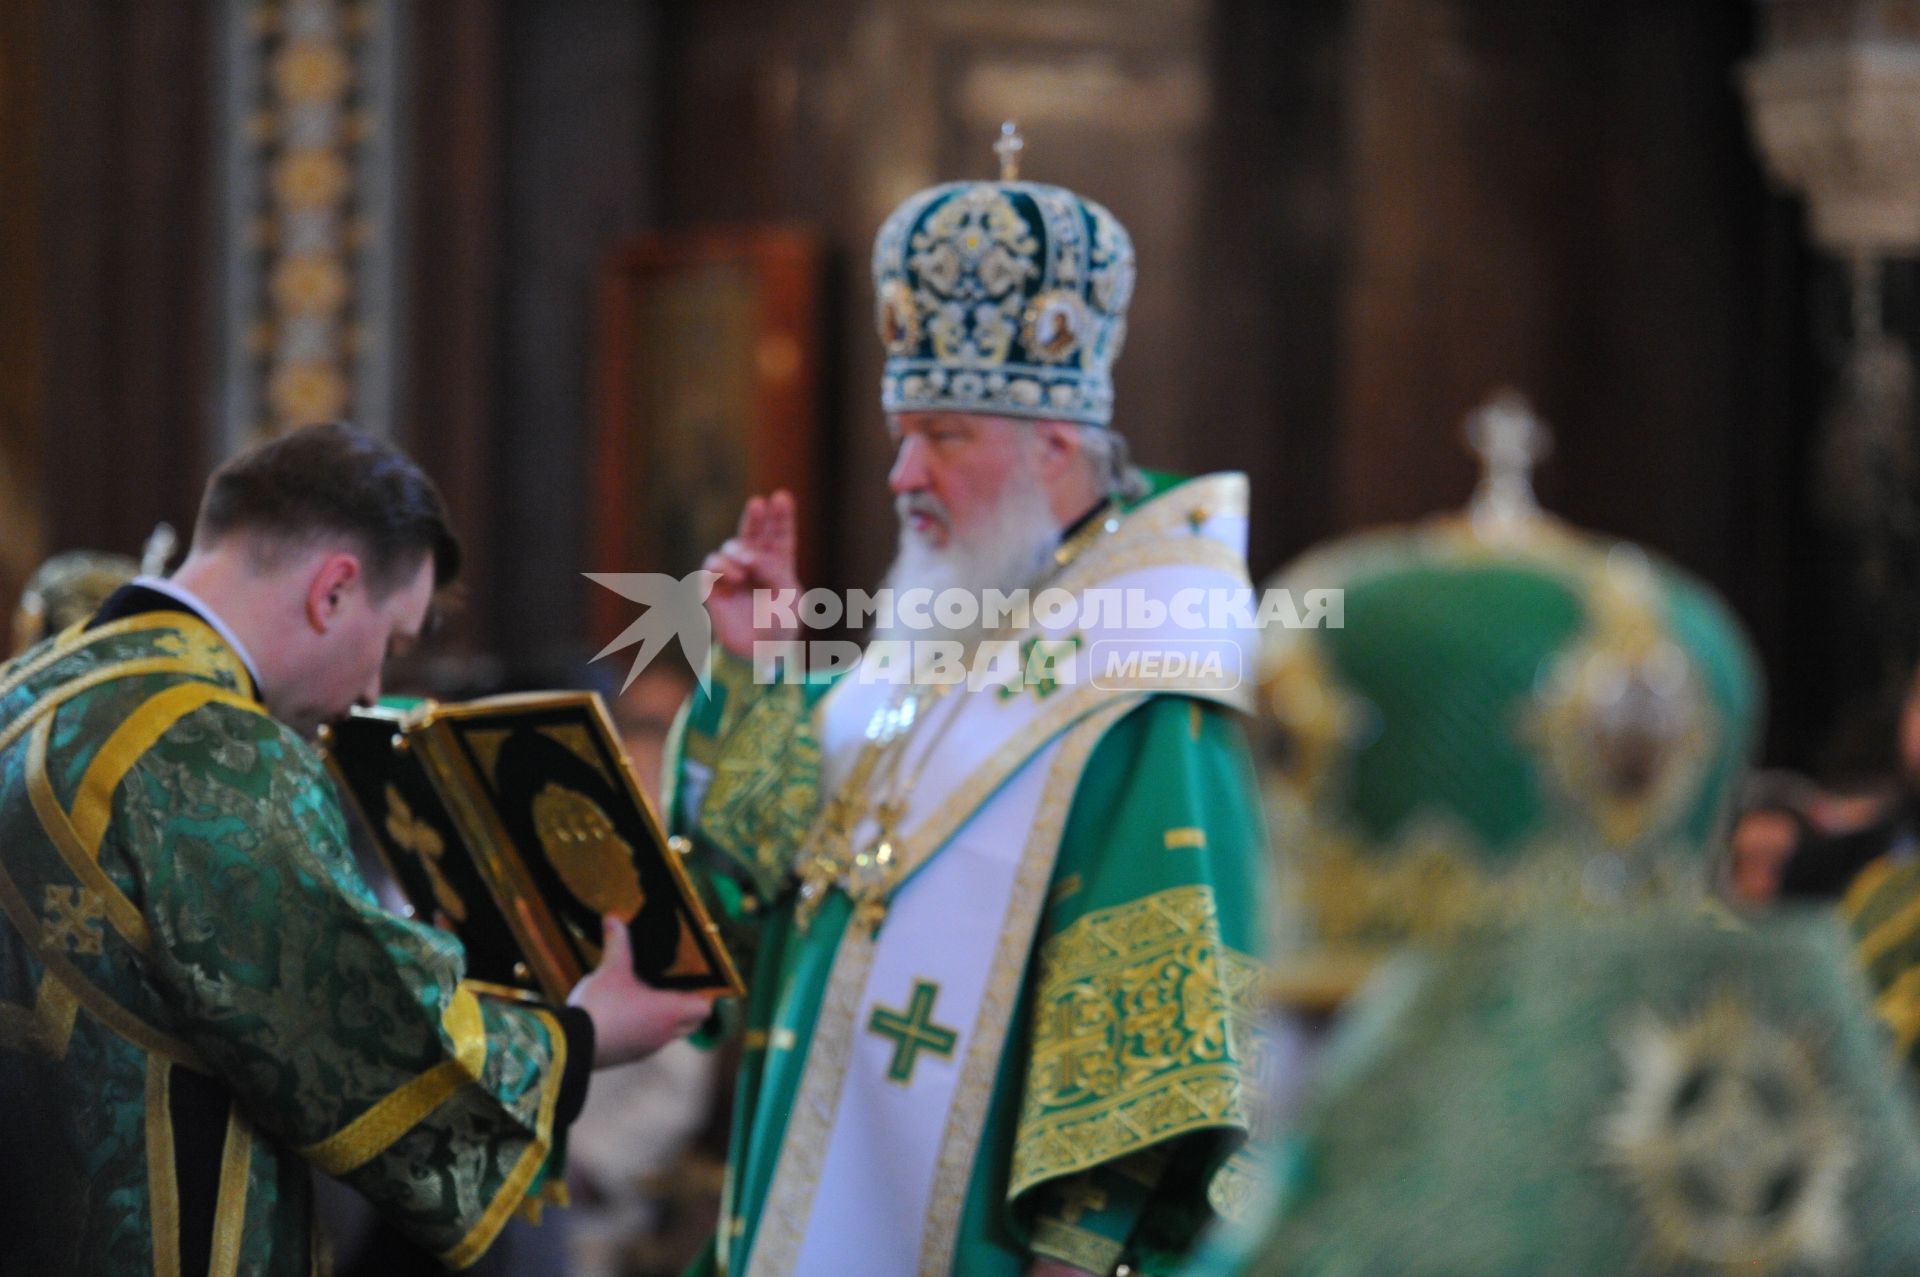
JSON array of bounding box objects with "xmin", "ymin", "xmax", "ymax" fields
[{"xmin": 318, "ymin": 691, "xmax": 743, "ymax": 1002}]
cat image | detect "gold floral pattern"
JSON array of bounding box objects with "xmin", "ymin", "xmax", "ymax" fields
[{"xmin": 1011, "ymin": 884, "xmax": 1263, "ymax": 1198}]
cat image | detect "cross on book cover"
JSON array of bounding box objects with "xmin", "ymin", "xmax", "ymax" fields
[{"xmin": 319, "ymin": 691, "xmax": 744, "ymax": 1002}]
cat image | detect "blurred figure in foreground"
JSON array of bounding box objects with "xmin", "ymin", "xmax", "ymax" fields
[{"xmin": 1196, "ymin": 393, "xmax": 1920, "ymax": 1275}]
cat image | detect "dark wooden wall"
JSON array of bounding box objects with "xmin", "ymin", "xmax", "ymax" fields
[
  {"xmin": 11, "ymin": 2, "xmax": 220, "ymax": 572},
  {"xmin": 1325, "ymin": 0, "xmax": 1820, "ymax": 760},
  {"xmin": 404, "ymin": 0, "xmax": 506, "ymax": 666},
  {"xmin": 0, "ymin": 0, "xmax": 49, "ymax": 607}
]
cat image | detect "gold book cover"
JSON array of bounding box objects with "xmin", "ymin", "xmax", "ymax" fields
[{"xmin": 319, "ymin": 691, "xmax": 744, "ymax": 1002}]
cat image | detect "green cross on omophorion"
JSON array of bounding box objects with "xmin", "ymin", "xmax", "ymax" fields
[{"xmin": 868, "ymin": 979, "xmax": 959, "ymax": 1085}]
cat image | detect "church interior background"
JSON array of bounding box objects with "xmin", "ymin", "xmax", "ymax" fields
[{"xmin": 5, "ymin": 1, "xmax": 1919, "ymax": 1271}]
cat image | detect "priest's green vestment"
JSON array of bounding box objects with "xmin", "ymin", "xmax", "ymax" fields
[
  {"xmin": 671, "ymin": 474, "xmax": 1270, "ymax": 1277},
  {"xmin": 0, "ymin": 611, "xmax": 584, "ymax": 1274}
]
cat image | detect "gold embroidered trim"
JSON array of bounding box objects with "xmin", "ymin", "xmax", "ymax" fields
[
  {"xmin": 515, "ymin": 1178, "xmax": 571, "ymax": 1225},
  {"xmin": 1859, "ymin": 876, "xmax": 1920, "ymax": 970},
  {"xmin": 0, "ymin": 655, "xmax": 211, "ymax": 761},
  {"xmin": 707, "ymin": 648, "xmax": 764, "ymax": 738},
  {"xmin": 0, "ymin": 968, "xmax": 79, "ymax": 1059},
  {"xmin": 70, "ymin": 681, "xmax": 261, "ymax": 854},
  {"xmin": 300, "ymin": 1059, "xmax": 471, "ymax": 1175},
  {"xmin": 1009, "ymin": 884, "xmax": 1262, "ymax": 1199},
  {"xmin": 1028, "ymin": 1216, "xmax": 1123, "ymax": 1274},
  {"xmin": 1163, "ymin": 827, "xmax": 1207, "ymax": 851},
  {"xmin": 1843, "ymin": 853, "xmax": 1902, "ymax": 919},
  {"xmin": 883, "ymin": 689, "xmax": 1148, "ymax": 894},
  {"xmin": 867, "ymin": 500, "xmax": 1256, "ymax": 875},
  {"xmin": 0, "ymin": 612, "xmax": 223, "ymax": 707},
  {"xmin": 442, "ymin": 1006, "xmax": 567, "ymax": 1271},
  {"xmin": 300, "ymin": 987, "xmax": 490, "ymax": 1175},
  {"xmin": 1876, "ymin": 964, "xmax": 1920, "ymax": 1056},
  {"xmin": 27, "ymin": 717, "xmax": 153, "ymax": 956},
  {"xmin": 740, "ymin": 477, "xmax": 1254, "ymax": 1272},
  {"xmin": 209, "ymin": 1107, "xmax": 254, "ymax": 1277},
  {"xmin": 449, "ymin": 984, "xmax": 487, "ymax": 1075},
  {"xmin": 700, "ymin": 680, "xmax": 821, "ymax": 897},
  {"xmin": 743, "ymin": 914, "xmax": 879, "ymax": 1277},
  {"xmin": 0, "ymin": 629, "xmax": 82, "ymax": 706},
  {"xmin": 1205, "ymin": 1148, "xmax": 1268, "ymax": 1225},
  {"xmin": 1270, "ymin": 827, "xmax": 1706, "ymax": 1004},
  {"xmin": 0, "ymin": 656, "xmax": 225, "ymax": 1069},
  {"xmin": 803, "ymin": 476, "xmax": 1254, "ymax": 900},
  {"xmin": 919, "ymin": 703, "xmax": 1133, "ymax": 1274},
  {"xmin": 0, "ymin": 838, "xmax": 202, "ymax": 1067},
  {"xmin": 147, "ymin": 1058, "xmax": 182, "ymax": 1277},
  {"xmin": 1122, "ymin": 473, "xmax": 1250, "ymax": 541}
]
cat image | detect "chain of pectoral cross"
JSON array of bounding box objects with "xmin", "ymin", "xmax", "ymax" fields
[
  {"xmin": 790, "ymin": 509, "xmax": 1120, "ymax": 933},
  {"xmin": 793, "ymin": 679, "xmax": 966, "ymax": 934}
]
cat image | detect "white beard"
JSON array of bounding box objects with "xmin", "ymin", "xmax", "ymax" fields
[{"xmin": 871, "ymin": 469, "xmax": 1060, "ymax": 648}]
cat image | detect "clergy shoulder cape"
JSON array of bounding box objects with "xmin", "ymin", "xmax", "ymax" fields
[
  {"xmin": 672, "ymin": 473, "xmax": 1270, "ymax": 1277},
  {"xmin": 0, "ymin": 611, "xmax": 580, "ymax": 1275}
]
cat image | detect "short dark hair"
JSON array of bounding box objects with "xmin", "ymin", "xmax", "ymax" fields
[{"xmin": 196, "ymin": 421, "xmax": 461, "ymax": 595}]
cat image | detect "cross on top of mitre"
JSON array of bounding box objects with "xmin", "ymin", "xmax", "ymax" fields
[
  {"xmin": 1464, "ymin": 387, "xmax": 1550, "ymax": 532},
  {"xmin": 994, "ymin": 121, "xmax": 1024, "ymax": 181}
]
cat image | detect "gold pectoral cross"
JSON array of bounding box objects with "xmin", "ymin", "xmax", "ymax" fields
[{"xmin": 793, "ymin": 737, "xmax": 897, "ymax": 934}]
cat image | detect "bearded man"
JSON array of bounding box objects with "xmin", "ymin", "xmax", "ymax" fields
[{"xmin": 665, "ymin": 132, "xmax": 1268, "ymax": 1277}]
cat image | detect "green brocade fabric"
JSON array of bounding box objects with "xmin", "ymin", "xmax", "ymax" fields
[
  {"xmin": 1192, "ymin": 909, "xmax": 1920, "ymax": 1276},
  {"xmin": 0, "ymin": 616, "xmax": 573, "ymax": 1274},
  {"xmin": 670, "ymin": 670, "xmax": 1267, "ymax": 1275}
]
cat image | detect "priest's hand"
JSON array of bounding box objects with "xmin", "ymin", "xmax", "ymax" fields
[
  {"xmin": 702, "ymin": 489, "xmax": 800, "ymax": 659},
  {"xmin": 570, "ymin": 916, "xmax": 713, "ymax": 1067}
]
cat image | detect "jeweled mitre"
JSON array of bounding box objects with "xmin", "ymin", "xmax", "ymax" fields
[{"xmin": 871, "ymin": 177, "xmax": 1135, "ymax": 427}]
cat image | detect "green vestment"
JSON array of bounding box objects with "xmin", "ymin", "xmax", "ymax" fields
[
  {"xmin": 0, "ymin": 612, "xmax": 580, "ymax": 1274},
  {"xmin": 670, "ymin": 475, "xmax": 1270, "ymax": 1276}
]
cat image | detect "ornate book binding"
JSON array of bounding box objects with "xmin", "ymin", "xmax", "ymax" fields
[{"xmin": 319, "ymin": 691, "xmax": 744, "ymax": 1002}]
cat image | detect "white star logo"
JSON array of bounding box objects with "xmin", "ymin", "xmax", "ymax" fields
[{"xmin": 583, "ymin": 570, "xmax": 720, "ymax": 696}]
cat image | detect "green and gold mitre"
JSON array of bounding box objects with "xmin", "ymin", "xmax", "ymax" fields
[
  {"xmin": 872, "ymin": 123, "xmax": 1134, "ymax": 427},
  {"xmin": 1201, "ymin": 910, "xmax": 1920, "ymax": 1275},
  {"xmin": 1258, "ymin": 394, "xmax": 1761, "ymax": 1006}
]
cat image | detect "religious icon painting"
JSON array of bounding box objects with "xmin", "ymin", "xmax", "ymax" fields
[{"xmin": 321, "ymin": 691, "xmax": 745, "ymax": 1002}]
